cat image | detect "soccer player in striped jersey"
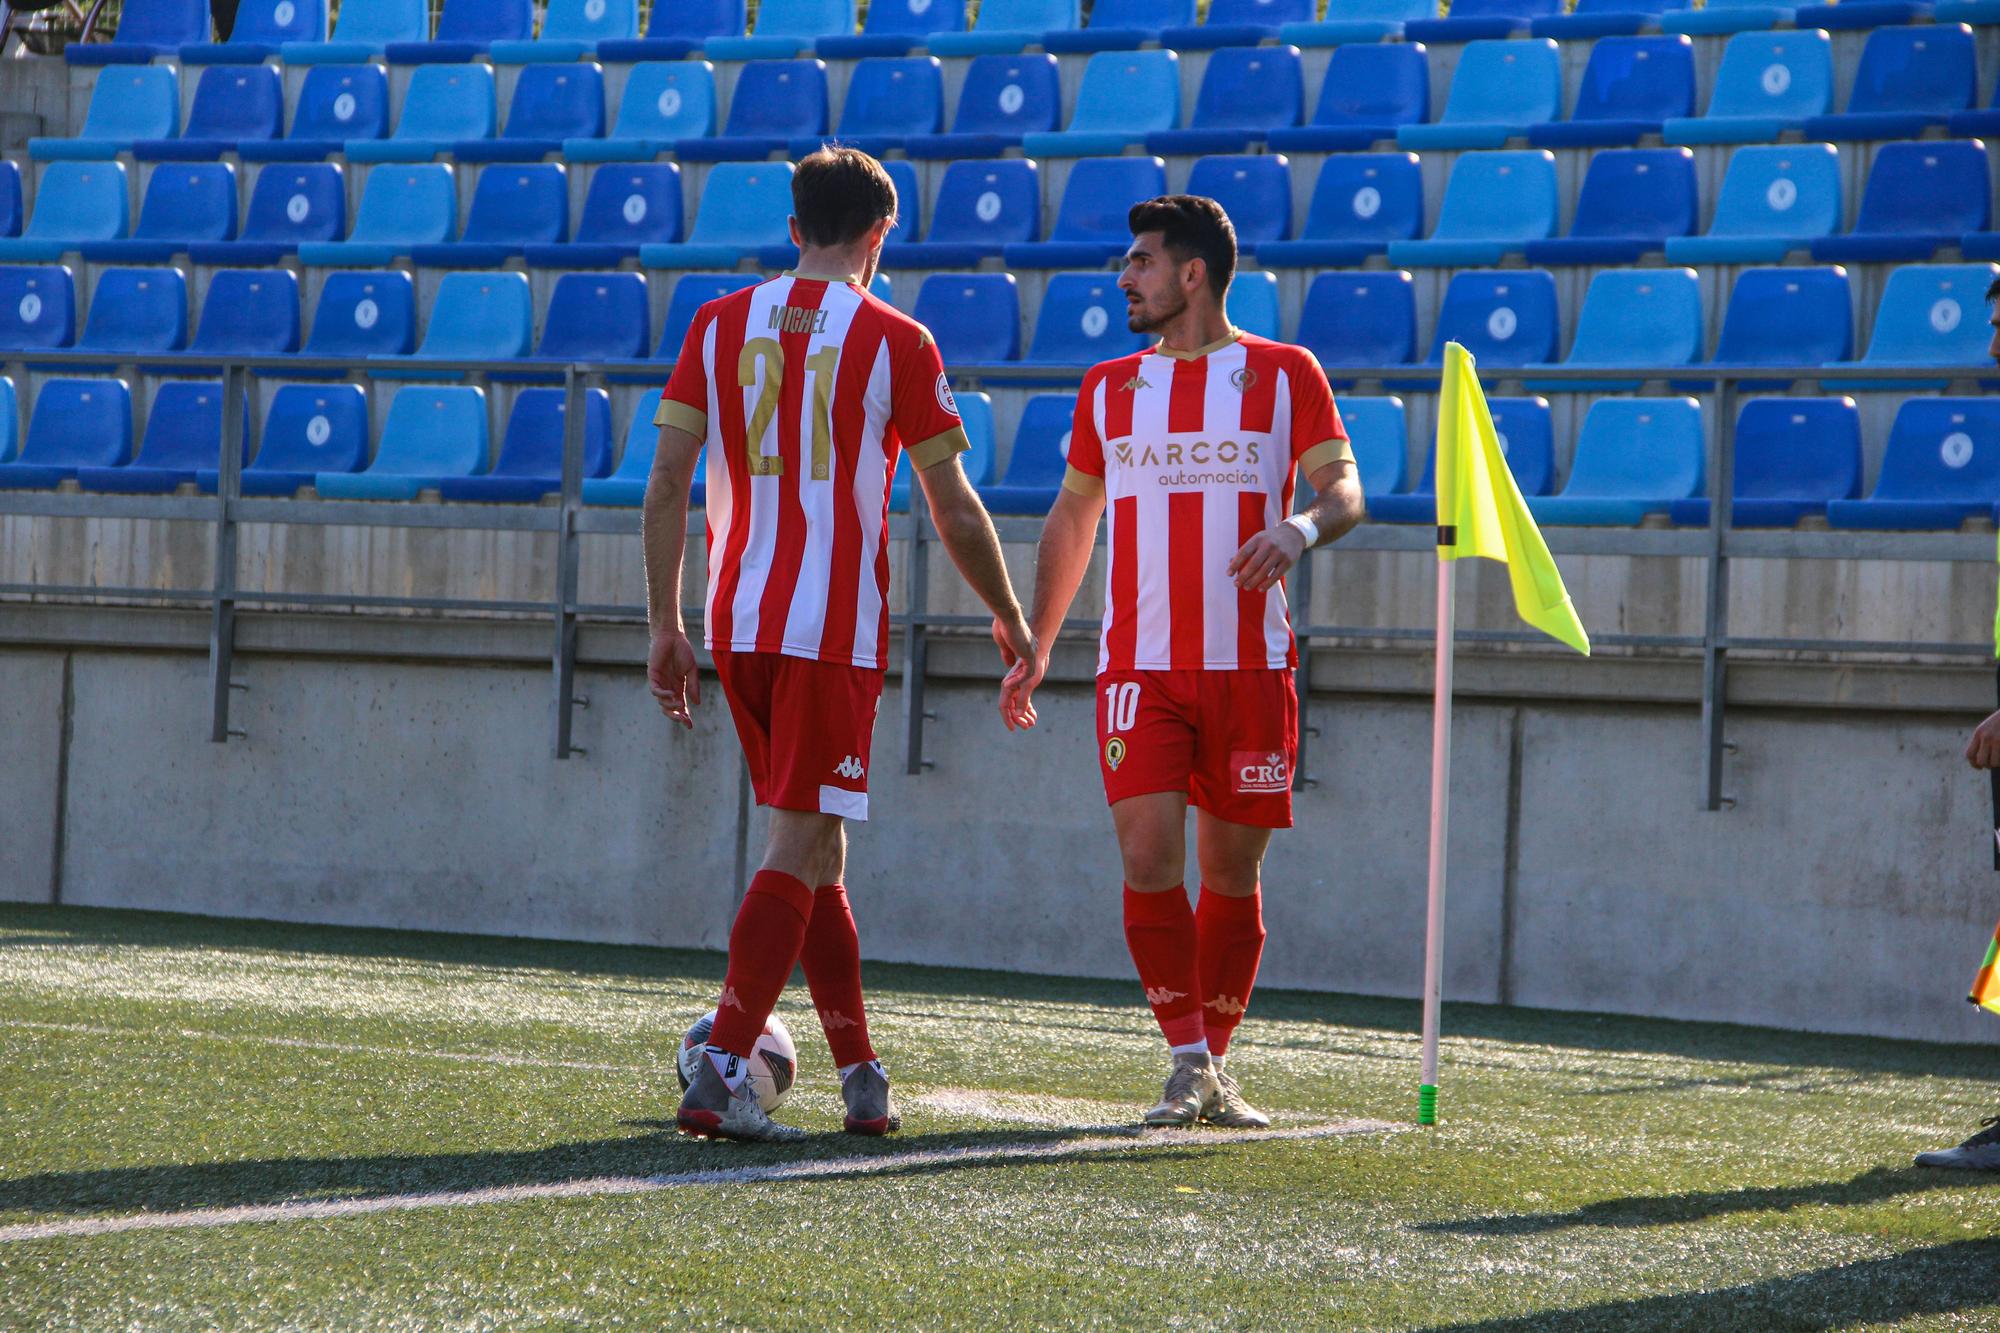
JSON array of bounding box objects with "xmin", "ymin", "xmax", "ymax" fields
[
  {"xmin": 998, "ymin": 195, "xmax": 1365, "ymax": 1128},
  {"xmin": 646, "ymin": 147, "xmax": 1037, "ymax": 1142}
]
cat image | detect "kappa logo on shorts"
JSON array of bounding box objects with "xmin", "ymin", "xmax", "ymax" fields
[
  {"xmin": 833, "ymin": 755, "xmax": 866, "ymax": 781},
  {"xmin": 1105, "ymin": 736, "xmax": 1127, "ymax": 771},
  {"xmin": 1232, "ymin": 750, "xmax": 1290, "ymax": 794}
]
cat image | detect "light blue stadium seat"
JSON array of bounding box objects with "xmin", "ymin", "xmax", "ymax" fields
[
  {"xmin": 1269, "ymin": 43, "xmax": 1428, "ymax": 153},
  {"xmin": 1282, "ymin": 0, "xmax": 1436, "ymax": 45},
  {"xmin": 1526, "ymin": 147, "xmax": 1699, "ymax": 266},
  {"xmin": 1424, "ymin": 270, "xmax": 1560, "ymax": 370},
  {"xmin": 915, "ymin": 274, "xmax": 1021, "ymax": 366},
  {"xmin": 411, "ymin": 164, "xmax": 567, "ymax": 267},
  {"xmin": 818, "ymin": 0, "xmax": 964, "ymax": 56},
  {"xmin": 1665, "ymin": 30, "xmax": 1831, "ymax": 145},
  {"xmin": 0, "ymin": 162, "xmax": 19, "ymax": 238},
  {"xmin": 1706, "ymin": 265, "xmax": 1852, "ymax": 387},
  {"xmin": 135, "ymin": 66, "xmax": 282, "ymax": 160},
  {"xmin": 884, "ymin": 159, "xmax": 1039, "ymax": 267},
  {"xmin": 400, "ymin": 271, "xmax": 533, "ymax": 367},
  {"xmin": 66, "ymin": 0, "xmax": 207, "ymax": 63},
  {"xmin": 31, "ymin": 67, "xmax": 178, "ymax": 160},
  {"xmin": 906, "ymin": 52, "xmax": 1062, "ymax": 159},
  {"xmin": 891, "ymin": 391, "xmax": 996, "ymax": 510},
  {"xmin": 1814, "ymin": 140, "xmax": 1988, "ymax": 263},
  {"xmin": 1937, "ymin": 0, "xmax": 2000, "ymax": 21},
  {"xmin": 1297, "ymin": 271, "xmax": 1417, "ymax": 382},
  {"xmin": 1533, "ymin": 0, "xmax": 1669, "ymax": 38},
  {"xmin": 1844, "ymin": 262, "xmax": 1998, "ymax": 385},
  {"xmin": 1338, "ymin": 397, "xmax": 1410, "ymax": 502},
  {"xmin": 707, "ymin": 0, "xmax": 854, "ymax": 60},
  {"xmin": 0, "ymin": 266, "xmax": 76, "ymax": 353},
  {"xmin": 190, "ymin": 163, "xmax": 345, "ymax": 265},
  {"xmin": 1665, "ymin": 142, "xmax": 1841, "ymax": 264},
  {"xmin": 528, "ymin": 163, "xmax": 683, "ymax": 268},
  {"xmin": 930, "ymin": 0, "xmax": 1076, "ymax": 54},
  {"xmin": 640, "ymin": 161, "xmax": 794, "ymax": 270},
  {"xmin": 1023, "ymin": 50, "xmax": 1181, "ymax": 158},
  {"xmin": 1146, "ymin": 45, "xmax": 1304, "ymax": 157},
  {"xmin": 187, "ymin": 268, "xmax": 300, "ymax": 359},
  {"xmin": 385, "ymin": 0, "xmax": 532, "ymax": 62},
  {"xmin": 571, "ymin": 63, "xmax": 716, "ymax": 163},
  {"xmin": 317, "ymin": 385, "xmax": 488, "ymax": 501},
  {"xmin": 1005, "ymin": 156, "xmax": 1165, "ymax": 268},
  {"xmin": 197, "ymin": 384, "xmax": 370, "ymax": 495},
  {"xmin": 1391, "ymin": 150, "xmax": 1557, "ymax": 267},
  {"xmin": 1028, "ymin": 273, "xmax": 1148, "ymax": 364},
  {"xmin": 1226, "ymin": 272, "xmax": 1281, "ymax": 340},
  {"xmin": 1530, "ymin": 397, "xmax": 1704, "ymax": 525},
  {"xmin": 1804, "ymin": 24, "xmax": 1976, "ymax": 142},
  {"xmin": 1162, "ymin": 0, "xmax": 1315, "ymax": 49},
  {"xmin": 297, "ymin": 163, "xmax": 456, "ymax": 266},
  {"xmin": 792, "ymin": 55, "xmax": 943, "ymax": 158},
  {"xmin": 439, "ymin": 388, "xmax": 613, "ymax": 502},
  {"xmin": 678, "ymin": 58, "xmax": 828, "ymax": 162},
  {"xmin": 77, "ymin": 266, "xmax": 187, "ymax": 359},
  {"xmin": 346, "ymin": 64, "xmax": 495, "ymax": 164},
  {"xmin": 655, "ymin": 275, "xmax": 762, "ymax": 359},
  {"xmin": 1255, "ymin": 152, "xmax": 1422, "ymax": 268},
  {"xmin": 183, "ymin": 0, "xmax": 326, "ymax": 61},
  {"xmin": 1399, "ymin": 39, "xmax": 1561, "ymax": 151},
  {"xmin": 77, "ymin": 380, "xmax": 247, "ymax": 493},
  {"xmin": 977, "ymin": 394, "xmax": 1076, "ymax": 514},
  {"xmin": 458, "ymin": 64, "xmax": 605, "ymax": 163},
  {"xmin": 1662, "ymin": 0, "xmax": 1792, "ymax": 36},
  {"xmin": 584, "ymin": 390, "xmax": 670, "ymax": 507},
  {"xmin": 282, "ymin": 0, "xmax": 426, "ymax": 62},
  {"xmin": 83, "ymin": 162, "xmax": 237, "ymax": 263},
  {"xmin": 534, "ymin": 272, "xmax": 650, "ymax": 363},
  {"xmin": 1408, "ymin": 0, "xmax": 1560, "ymax": 43},
  {"xmin": 1792, "ymin": 0, "xmax": 1933, "ymax": 30},
  {"xmin": 1670, "ymin": 397, "xmax": 1861, "ymax": 526},
  {"xmin": 599, "ymin": 0, "xmax": 744, "ymax": 62},
  {"xmin": 1368, "ymin": 396, "xmax": 1554, "ymax": 523},
  {"xmin": 1529, "ymin": 35, "xmax": 1695, "ymax": 148},
  {"xmin": 1828, "ymin": 398, "xmax": 2000, "ymax": 529},
  {"xmin": 491, "ymin": 0, "xmax": 637, "ymax": 62},
  {"xmin": 1043, "ymin": 0, "xmax": 1194, "ymax": 52},
  {"xmin": 240, "ymin": 65, "xmax": 390, "ymax": 163},
  {"xmin": 0, "ymin": 380, "xmax": 132, "ymax": 490},
  {"xmin": 0, "ymin": 162, "xmax": 128, "ymax": 262},
  {"xmin": 1526, "ymin": 267, "xmax": 1702, "ymax": 392},
  {"xmin": 303, "ymin": 271, "xmax": 417, "ymax": 364},
  {"xmin": 1187, "ymin": 155, "xmax": 1294, "ymax": 247}
]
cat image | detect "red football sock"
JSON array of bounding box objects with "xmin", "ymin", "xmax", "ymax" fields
[
  {"xmin": 1123, "ymin": 885, "xmax": 1206, "ymax": 1048},
  {"xmin": 1196, "ymin": 886, "xmax": 1266, "ymax": 1057},
  {"xmin": 799, "ymin": 883, "xmax": 876, "ymax": 1067},
  {"xmin": 707, "ymin": 869, "xmax": 815, "ymax": 1057}
]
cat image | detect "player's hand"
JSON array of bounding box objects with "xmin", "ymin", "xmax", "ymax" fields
[
  {"xmin": 1967, "ymin": 708, "xmax": 2000, "ymax": 769},
  {"xmin": 1229, "ymin": 523, "xmax": 1308, "ymax": 594},
  {"xmin": 992, "ymin": 614, "xmax": 1021, "ymax": 668},
  {"xmin": 1000, "ymin": 649, "xmax": 1046, "ymax": 732},
  {"xmin": 647, "ymin": 628, "xmax": 701, "ymax": 729}
]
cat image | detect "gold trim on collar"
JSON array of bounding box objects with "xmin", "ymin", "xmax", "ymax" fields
[
  {"xmin": 785, "ymin": 269, "xmax": 862, "ymax": 285},
  {"xmin": 1152, "ymin": 327, "xmax": 1243, "ymax": 361}
]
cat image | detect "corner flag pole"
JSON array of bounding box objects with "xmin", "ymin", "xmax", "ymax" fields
[{"xmin": 1418, "ymin": 538, "xmax": 1455, "ymax": 1128}]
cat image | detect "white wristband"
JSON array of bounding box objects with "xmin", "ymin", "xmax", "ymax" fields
[{"xmin": 1283, "ymin": 513, "xmax": 1320, "ymax": 548}]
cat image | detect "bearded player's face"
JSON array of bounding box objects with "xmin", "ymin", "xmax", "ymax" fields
[{"xmin": 1119, "ymin": 232, "xmax": 1192, "ymax": 334}]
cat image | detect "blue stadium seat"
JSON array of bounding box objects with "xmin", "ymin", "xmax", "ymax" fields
[
  {"xmin": 239, "ymin": 65, "xmax": 390, "ymax": 163},
  {"xmin": 639, "ymin": 162, "xmax": 794, "ymax": 270},
  {"xmin": 1828, "ymin": 398, "xmax": 2000, "ymax": 528},
  {"xmin": 187, "ymin": 268, "xmax": 300, "ymax": 359},
  {"xmin": 1707, "ymin": 265, "xmax": 1852, "ymax": 386},
  {"xmin": 384, "ymin": 0, "xmax": 531, "ymax": 62},
  {"xmin": 1665, "ymin": 142, "xmax": 1841, "ymax": 264},
  {"xmin": 77, "ymin": 380, "xmax": 246, "ymax": 493},
  {"xmin": 1043, "ymin": 0, "xmax": 1194, "ymax": 52},
  {"xmin": 491, "ymin": 0, "xmax": 636, "ymax": 62},
  {"xmin": 400, "ymin": 271, "xmax": 533, "ymax": 366},
  {"xmin": 1407, "ymin": 0, "xmax": 1560, "ymax": 43},
  {"xmin": 1368, "ymin": 396, "xmax": 1554, "ymax": 523},
  {"xmin": 1186, "ymin": 155, "xmax": 1294, "ymax": 246},
  {"xmin": 197, "ymin": 384, "xmax": 370, "ymax": 495},
  {"xmin": 0, "ymin": 379, "xmax": 15, "ymax": 461},
  {"xmin": 77, "ymin": 266, "xmax": 188, "ymax": 358},
  {"xmin": 915, "ymin": 274, "xmax": 1021, "ymax": 366},
  {"xmin": 303, "ymin": 271, "xmax": 417, "ymax": 363},
  {"xmin": 346, "ymin": 64, "xmax": 495, "ymax": 163},
  {"xmin": 1161, "ymin": 0, "xmax": 1314, "ymax": 48},
  {"xmin": 678, "ymin": 58, "xmax": 828, "ymax": 162},
  {"xmin": 0, "ymin": 162, "xmax": 19, "ymax": 238},
  {"xmin": 707, "ymin": 0, "xmax": 854, "ymax": 59},
  {"xmin": 1661, "ymin": 0, "xmax": 1792, "ymax": 35},
  {"xmin": 1004, "ymin": 156, "xmax": 1165, "ymax": 268},
  {"xmin": 1297, "ymin": 271, "xmax": 1417, "ymax": 382},
  {"xmin": 135, "ymin": 65, "xmax": 282, "ymax": 159},
  {"xmin": 654, "ymin": 275, "xmax": 763, "ymax": 359},
  {"xmin": 906, "ymin": 53, "xmax": 1062, "ymax": 159},
  {"xmin": 0, "ymin": 380, "xmax": 132, "ymax": 490},
  {"xmin": 1803, "ymin": 25, "xmax": 1976, "ymax": 142},
  {"xmin": 184, "ymin": 0, "xmax": 327, "ymax": 61},
  {"xmin": 1399, "ymin": 39, "xmax": 1562, "ymax": 151},
  {"xmin": 458, "ymin": 64, "xmax": 605, "ymax": 162},
  {"xmin": 1845, "ymin": 262, "xmax": 1998, "ymax": 384},
  {"xmin": 1527, "ymin": 267, "xmax": 1702, "ymax": 391},
  {"xmin": 1526, "ymin": 147, "xmax": 1699, "ymax": 265},
  {"xmin": 0, "ymin": 266, "xmax": 76, "ymax": 353},
  {"xmin": 534, "ymin": 272, "xmax": 650, "ymax": 363},
  {"xmin": 1024, "ymin": 50, "xmax": 1180, "ymax": 158},
  {"xmin": 570, "ymin": 63, "xmax": 716, "ymax": 163},
  {"xmin": 1813, "ymin": 140, "xmax": 1988, "ymax": 263},
  {"xmin": 792, "ymin": 55, "xmax": 943, "ymax": 158},
  {"xmin": 599, "ymin": 0, "xmax": 744, "ymax": 62},
  {"xmin": 1252, "ymin": 152, "xmax": 1423, "ymax": 267},
  {"xmin": 1027, "ymin": 273, "xmax": 1148, "ymax": 364},
  {"xmin": 1391, "ymin": 150, "xmax": 1557, "ymax": 267},
  {"xmin": 411, "ymin": 164, "xmax": 567, "ymax": 267},
  {"xmin": 316, "ymin": 385, "xmax": 488, "ymax": 501},
  {"xmin": 83, "ymin": 162, "xmax": 237, "ymax": 263},
  {"xmin": 1269, "ymin": 43, "xmax": 1428, "ymax": 153},
  {"xmin": 1424, "ymin": 269, "xmax": 1560, "ymax": 369},
  {"xmin": 891, "ymin": 391, "xmax": 997, "ymax": 509},
  {"xmin": 66, "ymin": 0, "xmax": 207, "ymax": 63},
  {"xmin": 1665, "ymin": 30, "xmax": 1830, "ymax": 145},
  {"xmin": 1145, "ymin": 45, "xmax": 1304, "ymax": 156},
  {"xmin": 584, "ymin": 390, "xmax": 669, "ymax": 506},
  {"xmin": 31, "ymin": 66, "xmax": 178, "ymax": 160},
  {"xmin": 190, "ymin": 163, "xmax": 345, "ymax": 265},
  {"xmin": 283, "ymin": 0, "xmax": 426, "ymax": 64},
  {"xmin": 1670, "ymin": 397, "xmax": 1861, "ymax": 526},
  {"xmin": 1792, "ymin": 0, "xmax": 1932, "ymax": 29},
  {"xmin": 818, "ymin": 0, "xmax": 964, "ymax": 56},
  {"xmin": 1533, "ymin": 0, "xmax": 1669, "ymax": 37},
  {"xmin": 1528, "ymin": 35, "xmax": 1695, "ymax": 148},
  {"xmin": 883, "ymin": 159, "xmax": 1039, "ymax": 267},
  {"xmin": 978, "ymin": 394, "xmax": 1077, "ymax": 513},
  {"xmin": 1530, "ymin": 398, "xmax": 1705, "ymax": 525},
  {"xmin": 0, "ymin": 162, "xmax": 128, "ymax": 262},
  {"xmin": 528, "ymin": 163, "xmax": 683, "ymax": 268},
  {"xmin": 439, "ymin": 388, "xmax": 613, "ymax": 502},
  {"xmin": 1226, "ymin": 271, "xmax": 1282, "ymax": 340},
  {"xmin": 297, "ymin": 163, "xmax": 456, "ymax": 266},
  {"xmin": 1338, "ymin": 397, "xmax": 1409, "ymax": 503},
  {"xmin": 929, "ymin": 0, "xmax": 1076, "ymax": 54},
  {"xmin": 1282, "ymin": 0, "xmax": 1436, "ymax": 44}
]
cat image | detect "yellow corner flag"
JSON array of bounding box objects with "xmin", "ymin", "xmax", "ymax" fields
[{"xmin": 1435, "ymin": 342, "xmax": 1590, "ymax": 656}]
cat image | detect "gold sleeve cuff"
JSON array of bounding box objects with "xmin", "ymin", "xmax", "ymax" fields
[
  {"xmin": 1060, "ymin": 465, "xmax": 1105, "ymax": 498},
  {"xmin": 1299, "ymin": 438, "xmax": 1355, "ymax": 474},
  {"xmin": 656, "ymin": 399, "xmax": 707, "ymax": 436},
  {"xmin": 907, "ymin": 425, "xmax": 970, "ymax": 470}
]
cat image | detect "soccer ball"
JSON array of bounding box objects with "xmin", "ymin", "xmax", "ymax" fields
[{"xmin": 676, "ymin": 1009, "xmax": 798, "ymax": 1113}]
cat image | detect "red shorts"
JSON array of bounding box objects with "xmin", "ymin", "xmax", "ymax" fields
[
  {"xmin": 712, "ymin": 649, "xmax": 884, "ymax": 821},
  {"xmin": 1095, "ymin": 669, "xmax": 1298, "ymax": 829}
]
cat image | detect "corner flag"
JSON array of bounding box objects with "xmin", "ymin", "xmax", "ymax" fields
[{"xmin": 1972, "ymin": 920, "xmax": 2000, "ymax": 1016}]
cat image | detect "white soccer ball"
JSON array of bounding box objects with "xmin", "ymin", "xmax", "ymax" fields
[{"xmin": 676, "ymin": 1009, "xmax": 798, "ymax": 1113}]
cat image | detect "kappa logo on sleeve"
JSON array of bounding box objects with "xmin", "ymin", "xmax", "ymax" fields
[{"xmin": 1231, "ymin": 751, "xmax": 1290, "ymax": 794}]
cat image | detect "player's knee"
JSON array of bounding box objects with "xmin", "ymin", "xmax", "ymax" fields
[{"xmin": 1120, "ymin": 848, "xmax": 1186, "ymax": 893}]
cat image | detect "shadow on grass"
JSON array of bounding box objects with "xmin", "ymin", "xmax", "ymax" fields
[
  {"xmin": 1411, "ymin": 1238, "xmax": 2000, "ymax": 1332},
  {"xmin": 1419, "ymin": 1165, "xmax": 2000, "ymax": 1238}
]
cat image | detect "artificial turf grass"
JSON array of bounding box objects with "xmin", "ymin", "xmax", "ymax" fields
[{"xmin": 2, "ymin": 903, "xmax": 1999, "ymax": 1331}]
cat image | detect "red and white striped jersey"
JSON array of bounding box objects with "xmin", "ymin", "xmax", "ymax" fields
[
  {"xmin": 660, "ymin": 273, "xmax": 968, "ymax": 670},
  {"xmin": 1064, "ymin": 330, "xmax": 1350, "ymax": 674}
]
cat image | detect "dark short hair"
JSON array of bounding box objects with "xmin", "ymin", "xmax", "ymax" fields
[
  {"xmin": 1127, "ymin": 194, "xmax": 1237, "ymax": 299},
  {"xmin": 792, "ymin": 145, "xmax": 899, "ymax": 249},
  {"xmin": 1987, "ymin": 276, "xmax": 2000, "ymax": 304}
]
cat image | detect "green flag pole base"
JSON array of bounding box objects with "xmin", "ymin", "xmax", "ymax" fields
[{"xmin": 1418, "ymin": 1084, "xmax": 1438, "ymax": 1126}]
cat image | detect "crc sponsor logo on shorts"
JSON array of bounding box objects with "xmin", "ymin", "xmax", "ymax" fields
[
  {"xmin": 1232, "ymin": 750, "xmax": 1290, "ymax": 794},
  {"xmin": 1105, "ymin": 736, "xmax": 1127, "ymax": 771}
]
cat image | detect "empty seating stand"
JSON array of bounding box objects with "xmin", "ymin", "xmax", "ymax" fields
[
  {"xmin": 412, "ymin": 165, "xmax": 568, "ymax": 267},
  {"xmin": 458, "ymin": 64, "xmax": 606, "ymax": 162},
  {"xmin": 198, "ymin": 384, "xmax": 370, "ymax": 495},
  {"xmin": 31, "ymin": 66, "xmax": 178, "ymax": 160},
  {"xmin": 817, "ymin": 0, "xmax": 964, "ymax": 56},
  {"xmin": 77, "ymin": 381, "xmax": 248, "ymax": 494},
  {"xmin": 1341, "ymin": 396, "xmax": 1411, "ymax": 502},
  {"xmin": 187, "ymin": 268, "xmax": 301, "ymax": 360},
  {"xmin": 915, "ymin": 274, "xmax": 1022, "ymax": 366},
  {"xmin": 1666, "ymin": 30, "xmax": 1833, "ymax": 145},
  {"xmin": 191, "ymin": 163, "xmax": 346, "ymax": 265},
  {"xmin": 240, "ymin": 65, "xmax": 391, "ymax": 162},
  {"xmin": 600, "ymin": 0, "xmax": 746, "ymax": 62},
  {"xmin": 438, "ymin": 389, "xmax": 613, "ymax": 503},
  {"xmin": 1297, "ymin": 271, "xmax": 1419, "ymax": 381},
  {"xmin": 80, "ymin": 163, "xmax": 237, "ymax": 263},
  {"xmin": 1282, "ymin": 0, "xmax": 1437, "ymax": 45},
  {"xmin": 316, "ymin": 385, "xmax": 489, "ymax": 501},
  {"xmin": 492, "ymin": 0, "xmax": 639, "ymax": 62},
  {"xmin": 1530, "ymin": 397, "xmax": 1706, "ymax": 525},
  {"xmin": 1423, "ymin": 270, "xmax": 1560, "ymax": 370},
  {"xmin": 1707, "ymin": 265, "xmax": 1855, "ymax": 387},
  {"xmin": 1408, "ymin": 0, "xmax": 1560, "ymax": 43},
  {"xmin": 1666, "ymin": 143, "xmax": 1842, "ymax": 264},
  {"xmin": 1400, "ymin": 39, "xmax": 1561, "ymax": 150},
  {"xmin": 906, "ymin": 53, "xmax": 1062, "ymax": 159},
  {"xmin": 1528, "ymin": 35, "xmax": 1696, "ymax": 148},
  {"xmin": 884, "ymin": 159, "xmax": 1040, "ymax": 267},
  {"xmin": 384, "ymin": 0, "xmax": 532, "ymax": 62},
  {"xmin": 1803, "ymin": 24, "xmax": 1977, "ymax": 142},
  {"xmin": 1814, "ymin": 140, "xmax": 1989, "ymax": 263},
  {"xmin": 678, "ymin": 59, "xmax": 828, "ymax": 162},
  {"xmin": 1269, "ymin": 43, "xmax": 1429, "ymax": 153},
  {"xmin": 135, "ymin": 65, "xmax": 283, "ymax": 160},
  {"xmin": 183, "ymin": 0, "xmax": 327, "ymax": 63},
  {"xmin": 1024, "ymin": 50, "xmax": 1181, "ymax": 158},
  {"xmin": 707, "ymin": 0, "xmax": 855, "ymax": 60},
  {"xmin": 1828, "ymin": 399, "xmax": 2000, "ymax": 528},
  {"xmin": 1163, "ymin": 0, "xmax": 1316, "ymax": 49},
  {"xmin": 792, "ymin": 56, "xmax": 944, "ymax": 158},
  {"xmin": 67, "ymin": 0, "xmax": 208, "ymax": 63},
  {"xmin": 76, "ymin": 266, "xmax": 188, "ymax": 360},
  {"xmin": 528, "ymin": 164, "xmax": 684, "ymax": 268},
  {"xmin": 1252, "ymin": 153, "xmax": 1423, "ymax": 267},
  {"xmin": 0, "ymin": 266, "xmax": 77, "ymax": 354},
  {"xmin": 978, "ymin": 395, "xmax": 1077, "ymax": 514},
  {"xmin": 1187, "ymin": 155, "xmax": 1294, "ymax": 248},
  {"xmin": 1044, "ymin": 0, "xmax": 1193, "ymax": 53},
  {"xmin": 298, "ymin": 164, "xmax": 456, "ymax": 266},
  {"xmin": 302, "ymin": 271, "xmax": 417, "ymax": 363},
  {"xmin": 1005, "ymin": 157, "xmax": 1166, "ymax": 268},
  {"xmin": 1028, "ymin": 274, "xmax": 1148, "ymax": 364},
  {"xmin": 349, "ymin": 64, "xmax": 496, "ymax": 163},
  {"xmin": 284, "ymin": 0, "xmax": 426, "ymax": 62},
  {"xmin": 1528, "ymin": 266, "xmax": 1703, "ymax": 391},
  {"xmin": 1145, "ymin": 45, "xmax": 1305, "ymax": 157},
  {"xmin": 1847, "ymin": 262, "xmax": 1998, "ymax": 383},
  {"xmin": 1526, "ymin": 147, "xmax": 1699, "ymax": 265},
  {"xmin": 1390, "ymin": 150, "xmax": 1557, "ymax": 266},
  {"xmin": 1367, "ymin": 397, "xmax": 1555, "ymax": 524},
  {"xmin": 0, "ymin": 380, "xmax": 132, "ymax": 489},
  {"xmin": 1670, "ymin": 397, "xmax": 1863, "ymax": 526},
  {"xmin": 572, "ymin": 63, "xmax": 715, "ymax": 162},
  {"xmin": 0, "ymin": 162, "xmax": 130, "ymax": 261}
]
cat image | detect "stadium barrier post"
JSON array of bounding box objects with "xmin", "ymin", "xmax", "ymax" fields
[
  {"xmin": 551, "ymin": 364, "xmax": 587, "ymax": 759},
  {"xmin": 902, "ymin": 510, "xmax": 933, "ymax": 774},
  {"xmin": 1700, "ymin": 377, "xmax": 1738, "ymax": 811},
  {"xmin": 1419, "ymin": 551, "xmax": 1456, "ymax": 1126},
  {"xmin": 207, "ymin": 360, "xmax": 247, "ymax": 744}
]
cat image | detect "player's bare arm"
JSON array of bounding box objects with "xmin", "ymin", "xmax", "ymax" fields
[
  {"xmin": 641, "ymin": 423, "xmax": 704, "ymax": 729},
  {"xmin": 1228, "ymin": 457, "xmax": 1365, "ymax": 595},
  {"xmin": 918, "ymin": 453, "xmax": 1040, "ymax": 696},
  {"xmin": 999, "ymin": 480, "xmax": 1107, "ymax": 731}
]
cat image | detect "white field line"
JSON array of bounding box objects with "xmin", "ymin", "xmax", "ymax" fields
[
  {"xmin": 0, "ymin": 1019, "xmax": 652, "ymax": 1075},
  {"xmin": 0, "ymin": 1120, "xmax": 1397, "ymax": 1245}
]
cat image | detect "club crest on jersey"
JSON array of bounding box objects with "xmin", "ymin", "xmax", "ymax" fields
[
  {"xmin": 935, "ymin": 373, "xmax": 959, "ymax": 418},
  {"xmin": 1105, "ymin": 736, "xmax": 1127, "ymax": 771},
  {"xmin": 1121, "ymin": 374, "xmax": 1152, "ymax": 393},
  {"xmin": 1232, "ymin": 750, "xmax": 1290, "ymax": 794},
  {"xmin": 1230, "ymin": 367, "xmax": 1258, "ymax": 393}
]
